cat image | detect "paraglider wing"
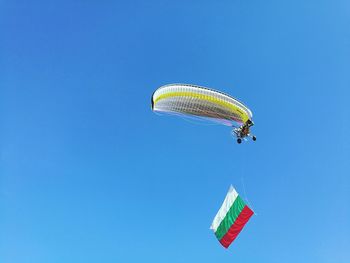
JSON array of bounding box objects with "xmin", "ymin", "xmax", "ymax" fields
[{"xmin": 152, "ymin": 84, "xmax": 253, "ymax": 127}]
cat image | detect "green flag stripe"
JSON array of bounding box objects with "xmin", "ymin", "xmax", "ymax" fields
[{"xmin": 214, "ymin": 195, "xmax": 246, "ymax": 240}]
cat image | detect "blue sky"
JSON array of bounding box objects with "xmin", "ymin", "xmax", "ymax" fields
[{"xmin": 1, "ymin": 1, "xmax": 349, "ymax": 262}]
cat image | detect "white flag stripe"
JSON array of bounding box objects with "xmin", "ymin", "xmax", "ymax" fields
[{"xmin": 210, "ymin": 185, "xmax": 238, "ymax": 232}]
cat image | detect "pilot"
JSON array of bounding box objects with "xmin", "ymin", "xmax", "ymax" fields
[
  {"xmin": 241, "ymin": 125, "xmax": 250, "ymax": 137},
  {"xmin": 241, "ymin": 120, "xmax": 253, "ymax": 137}
]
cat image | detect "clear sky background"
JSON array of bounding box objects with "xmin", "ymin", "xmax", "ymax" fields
[{"xmin": 1, "ymin": 1, "xmax": 349, "ymax": 262}]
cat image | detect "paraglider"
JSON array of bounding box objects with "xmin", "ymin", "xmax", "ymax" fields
[{"xmin": 151, "ymin": 84, "xmax": 256, "ymax": 143}]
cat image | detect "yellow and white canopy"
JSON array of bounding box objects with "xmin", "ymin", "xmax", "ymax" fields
[{"xmin": 151, "ymin": 84, "xmax": 253, "ymax": 126}]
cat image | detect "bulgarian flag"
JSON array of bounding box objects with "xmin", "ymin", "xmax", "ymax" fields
[{"xmin": 210, "ymin": 185, "xmax": 254, "ymax": 248}]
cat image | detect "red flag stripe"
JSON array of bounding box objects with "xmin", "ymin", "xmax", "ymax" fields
[{"xmin": 219, "ymin": 205, "xmax": 254, "ymax": 248}]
